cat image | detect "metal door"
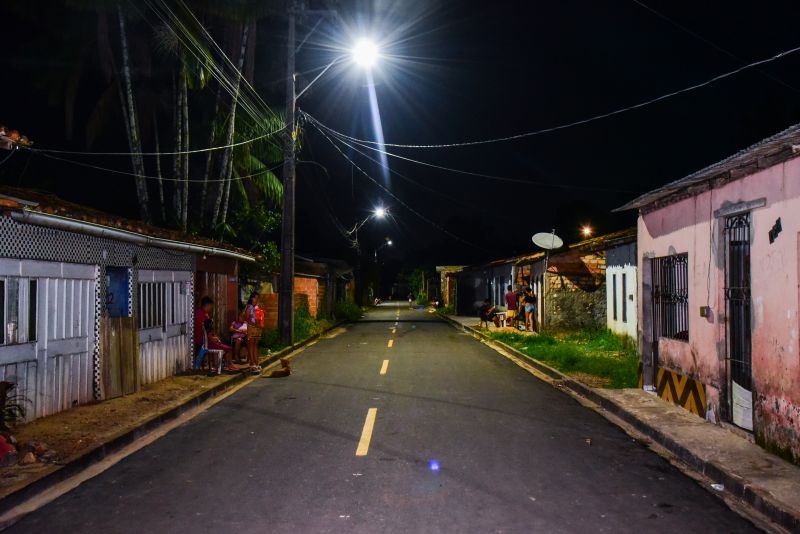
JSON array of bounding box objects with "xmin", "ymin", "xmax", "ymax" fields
[{"xmin": 725, "ymin": 213, "xmax": 753, "ymax": 430}]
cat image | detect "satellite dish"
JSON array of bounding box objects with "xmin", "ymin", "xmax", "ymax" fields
[{"xmin": 532, "ymin": 232, "xmax": 563, "ymax": 250}]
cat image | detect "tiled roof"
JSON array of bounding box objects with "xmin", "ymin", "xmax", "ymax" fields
[
  {"xmin": 0, "ymin": 186, "xmax": 252, "ymax": 258},
  {"xmin": 616, "ymin": 122, "xmax": 800, "ymax": 213}
]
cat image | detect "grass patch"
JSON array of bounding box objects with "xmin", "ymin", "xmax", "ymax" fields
[{"xmin": 488, "ymin": 329, "xmax": 639, "ymax": 388}]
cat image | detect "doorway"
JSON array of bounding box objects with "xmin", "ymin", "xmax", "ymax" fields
[{"xmin": 725, "ymin": 213, "xmax": 753, "ymax": 431}]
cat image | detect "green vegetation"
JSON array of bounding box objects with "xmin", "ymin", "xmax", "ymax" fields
[
  {"xmin": 440, "ymin": 304, "xmax": 455, "ymax": 315},
  {"xmin": 400, "ymin": 268, "xmax": 428, "ymax": 303},
  {"xmin": 488, "ymin": 330, "xmax": 639, "ymax": 388},
  {"xmin": 260, "ymin": 303, "xmax": 333, "ymax": 352},
  {"xmin": 334, "ymin": 300, "xmax": 363, "ymax": 323}
]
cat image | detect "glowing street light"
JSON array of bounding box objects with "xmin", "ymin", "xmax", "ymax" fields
[
  {"xmin": 581, "ymin": 225, "xmax": 593, "ymax": 238},
  {"xmin": 352, "ymin": 38, "xmax": 379, "ymax": 68},
  {"xmin": 374, "ymin": 206, "xmax": 387, "ymax": 218}
]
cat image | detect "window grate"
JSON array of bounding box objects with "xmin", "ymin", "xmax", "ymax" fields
[{"xmin": 651, "ymin": 254, "xmax": 689, "ymax": 341}]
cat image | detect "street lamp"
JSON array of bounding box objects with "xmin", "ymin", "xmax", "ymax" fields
[
  {"xmin": 280, "ymin": 14, "xmax": 382, "ymax": 343},
  {"xmin": 375, "ymin": 238, "xmax": 393, "ymax": 261},
  {"xmin": 581, "ymin": 225, "xmax": 593, "ymax": 238},
  {"xmin": 352, "ymin": 38, "xmax": 379, "ymax": 68},
  {"xmin": 348, "ymin": 206, "xmax": 389, "ymax": 236}
]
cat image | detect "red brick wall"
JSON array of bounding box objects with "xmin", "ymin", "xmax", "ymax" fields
[{"xmin": 293, "ymin": 276, "xmax": 319, "ymax": 318}]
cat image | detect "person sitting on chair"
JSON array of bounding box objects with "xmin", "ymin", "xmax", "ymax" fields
[{"xmin": 478, "ymin": 298, "xmax": 501, "ymax": 328}]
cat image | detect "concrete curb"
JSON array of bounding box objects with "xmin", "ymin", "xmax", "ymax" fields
[
  {"xmin": 0, "ymin": 322, "xmax": 344, "ymax": 517},
  {"xmin": 437, "ymin": 313, "xmax": 800, "ymax": 533}
]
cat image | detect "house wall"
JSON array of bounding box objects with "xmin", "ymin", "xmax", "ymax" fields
[
  {"xmin": 637, "ymin": 157, "xmax": 800, "ymax": 463},
  {"xmin": 606, "ymin": 264, "xmax": 637, "ymax": 339},
  {"xmin": 0, "ymin": 215, "xmax": 195, "ymax": 420}
]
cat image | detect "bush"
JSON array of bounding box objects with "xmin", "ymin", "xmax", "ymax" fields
[
  {"xmin": 294, "ymin": 302, "xmax": 314, "ymax": 341},
  {"xmin": 440, "ymin": 304, "xmax": 455, "ymax": 315},
  {"xmin": 334, "ymin": 300, "xmax": 363, "ymax": 322}
]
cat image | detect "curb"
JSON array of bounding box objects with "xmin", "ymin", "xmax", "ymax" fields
[
  {"xmin": 0, "ymin": 322, "xmax": 344, "ymax": 517},
  {"xmin": 437, "ymin": 313, "xmax": 800, "ymax": 533}
]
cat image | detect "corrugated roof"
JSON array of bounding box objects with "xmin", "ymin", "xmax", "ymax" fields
[
  {"xmin": 616, "ymin": 123, "xmax": 800, "ymax": 213},
  {"xmin": 0, "ymin": 186, "xmax": 253, "ymax": 258},
  {"xmin": 459, "ymin": 227, "xmax": 636, "ymax": 271}
]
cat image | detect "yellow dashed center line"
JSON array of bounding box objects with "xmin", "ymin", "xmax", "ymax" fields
[
  {"xmin": 355, "ymin": 408, "xmax": 378, "ymax": 456},
  {"xmin": 387, "ymin": 339, "xmax": 394, "ymax": 348},
  {"xmin": 391, "ymin": 327, "xmax": 396, "ymax": 334},
  {"xmin": 380, "ymin": 359, "xmax": 389, "ymax": 375}
]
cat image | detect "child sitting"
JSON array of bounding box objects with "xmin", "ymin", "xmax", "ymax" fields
[{"xmin": 229, "ymin": 319, "xmax": 248, "ymax": 364}]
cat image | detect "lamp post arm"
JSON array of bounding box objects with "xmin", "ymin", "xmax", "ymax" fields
[{"xmin": 296, "ymin": 56, "xmax": 345, "ymax": 100}]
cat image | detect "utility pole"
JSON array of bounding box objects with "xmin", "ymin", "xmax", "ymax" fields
[{"xmin": 279, "ymin": 0, "xmax": 297, "ymax": 345}]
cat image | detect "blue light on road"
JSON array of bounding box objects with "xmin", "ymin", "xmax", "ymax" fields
[{"xmin": 429, "ymin": 459, "xmax": 440, "ymax": 472}]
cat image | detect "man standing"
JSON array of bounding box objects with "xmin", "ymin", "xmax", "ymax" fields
[{"xmin": 504, "ymin": 285, "xmax": 517, "ymax": 327}]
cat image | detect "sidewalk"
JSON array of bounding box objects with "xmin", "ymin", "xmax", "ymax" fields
[{"xmin": 442, "ymin": 313, "xmax": 800, "ymax": 532}]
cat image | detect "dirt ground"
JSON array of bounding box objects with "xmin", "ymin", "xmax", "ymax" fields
[{"xmin": 0, "ymin": 372, "xmax": 238, "ymax": 496}]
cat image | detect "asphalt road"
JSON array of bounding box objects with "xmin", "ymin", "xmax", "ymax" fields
[{"xmin": 8, "ymin": 303, "xmax": 758, "ymax": 533}]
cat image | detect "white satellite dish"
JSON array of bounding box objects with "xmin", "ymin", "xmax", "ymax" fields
[{"xmin": 532, "ymin": 231, "xmax": 563, "ymax": 250}]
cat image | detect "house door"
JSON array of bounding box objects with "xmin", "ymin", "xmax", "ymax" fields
[
  {"xmin": 725, "ymin": 213, "xmax": 753, "ymax": 431},
  {"xmin": 101, "ymin": 267, "xmax": 137, "ymax": 399}
]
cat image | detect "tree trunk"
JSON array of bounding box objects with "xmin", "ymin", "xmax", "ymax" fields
[
  {"xmin": 216, "ymin": 22, "xmax": 250, "ymax": 229},
  {"xmin": 153, "ymin": 114, "xmax": 166, "ymax": 223},
  {"xmin": 117, "ymin": 5, "xmax": 151, "ymax": 224},
  {"xmin": 172, "ymin": 73, "xmax": 182, "ymax": 219},
  {"xmin": 180, "ymin": 71, "xmax": 189, "ymax": 232},
  {"xmin": 200, "ymin": 85, "xmax": 221, "ymax": 218}
]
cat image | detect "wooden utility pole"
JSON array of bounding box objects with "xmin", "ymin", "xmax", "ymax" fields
[{"xmin": 279, "ymin": 1, "xmax": 298, "ymax": 344}]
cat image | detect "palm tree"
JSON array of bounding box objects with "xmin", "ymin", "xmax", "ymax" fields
[{"xmin": 116, "ymin": 3, "xmax": 151, "ymax": 224}]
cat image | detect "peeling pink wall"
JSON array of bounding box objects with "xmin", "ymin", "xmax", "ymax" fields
[{"xmin": 638, "ymin": 157, "xmax": 800, "ymax": 462}]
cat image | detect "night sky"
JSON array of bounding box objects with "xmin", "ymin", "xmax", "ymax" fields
[{"xmin": 3, "ymin": 0, "xmax": 800, "ymax": 274}]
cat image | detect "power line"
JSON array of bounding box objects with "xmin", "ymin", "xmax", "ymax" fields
[
  {"xmin": 34, "ymin": 151, "xmax": 281, "ymax": 183},
  {"xmin": 304, "ymin": 112, "xmax": 643, "ymax": 193},
  {"xmin": 307, "ymin": 120, "xmax": 491, "ymax": 253},
  {"xmin": 311, "ymin": 42, "xmax": 800, "ymax": 149},
  {"xmin": 310, "ymin": 124, "xmax": 521, "ymax": 220},
  {"xmin": 25, "ymin": 124, "xmax": 285, "ymax": 157},
  {"xmin": 628, "ymin": 0, "xmax": 800, "ymax": 94}
]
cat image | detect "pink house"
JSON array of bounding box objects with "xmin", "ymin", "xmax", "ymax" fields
[{"xmin": 618, "ymin": 124, "xmax": 800, "ymax": 464}]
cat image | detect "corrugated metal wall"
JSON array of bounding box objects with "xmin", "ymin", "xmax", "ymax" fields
[
  {"xmin": 0, "ymin": 260, "xmax": 96, "ymax": 419},
  {"xmin": 137, "ymin": 270, "xmax": 192, "ymax": 386}
]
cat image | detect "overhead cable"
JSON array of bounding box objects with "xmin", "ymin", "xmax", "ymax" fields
[{"xmin": 308, "ymin": 42, "xmax": 800, "ymax": 149}]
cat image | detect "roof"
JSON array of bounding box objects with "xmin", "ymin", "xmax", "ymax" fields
[
  {"xmin": 459, "ymin": 228, "xmax": 637, "ymax": 272},
  {"xmin": 0, "ymin": 186, "xmax": 254, "ymax": 261},
  {"xmin": 616, "ymin": 123, "xmax": 800, "ymax": 213}
]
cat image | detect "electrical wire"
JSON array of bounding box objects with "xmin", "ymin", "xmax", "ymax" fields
[
  {"xmin": 25, "ymin": 124, "xmax": 285, "ymax": 157},
  {"xmin": 306, "ymin": 119, "xmax": 491, "ymax": 253},
  {"xmin": 304, "ymin": 112, "xmax": 643, "ymax": 193},
  {"xmin": 307, "ymin": 42, "xmax": 800, "ymax": 149},
  {"xmin": 309, "ymin": 124, "xmax": 519, "ymax": 220},
  {"xmin": 35, "ymin": 151, "xmax": 281, "ymax": 183},
  {"xmin": 628, "ymin": 0, "xmax": 800, "ymax": 94}
]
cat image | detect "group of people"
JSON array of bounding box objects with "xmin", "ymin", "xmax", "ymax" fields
[
  {"xmin": 479, "ymin": 284, "xmax": 538, "ymax": 332},
  {"xmin": 194, "ymin": 291, "xmax": 265, "ymax": 375}
]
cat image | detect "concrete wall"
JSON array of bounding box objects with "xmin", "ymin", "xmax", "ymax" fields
[
  {"xmin": 606, "ymin": 264, "xmax": 637, "ymax": 340},
  {"xmin": 637, "ymin": 157, "xmax": 800, "ymax": 463}
]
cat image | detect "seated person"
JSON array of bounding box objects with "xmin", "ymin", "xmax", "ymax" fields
[
  {"xmin": 229, "ymin": 319, "xmax": 248, "ymax": 364},
  {"xmin": 204, "ymin": 319, "xmax": 236, "ymax": 372},
  {"xmin": 478, "ymin": 298, "xmax": 501, "ymax": 327}
]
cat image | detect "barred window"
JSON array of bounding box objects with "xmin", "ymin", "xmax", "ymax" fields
[
  {"xmin": 1, "ymin": 277, "xmax": 37, "ymax": 345},
  {"xmin": 138, "ymin": 281, "xmax": 188, "ymax": 330},
  {"xmin": 652, "ymin": 254, "xmax": 689, "ymax": 341}
]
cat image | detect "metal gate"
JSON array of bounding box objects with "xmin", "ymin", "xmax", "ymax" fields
[{"xmin": 724, "ymin": 213, "xmax": 753, "ymax": 430}]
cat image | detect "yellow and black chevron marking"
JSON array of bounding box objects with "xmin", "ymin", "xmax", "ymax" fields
[{"xmin": 656, "ymin": 367, "xmax": 706, "ymax": 418}]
